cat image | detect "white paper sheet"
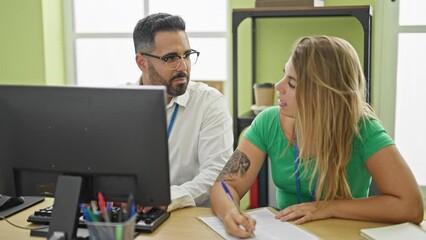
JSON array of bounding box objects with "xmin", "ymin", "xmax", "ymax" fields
[
  {"xmin": 360, "ymin": 222, "xmax": 426, "ymax": 240},
  {"xmin": 197, "ymin": 208, "xmax": 319, "ymax": 240}
]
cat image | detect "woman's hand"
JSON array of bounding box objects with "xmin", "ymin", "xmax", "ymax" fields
[
  {"xmin": 222, "ymin": 208, "xmax": 256, "ymax": 238},
  {"xmin": 275, "ymin": 201, "xmax": 331, "ymax": 224}
]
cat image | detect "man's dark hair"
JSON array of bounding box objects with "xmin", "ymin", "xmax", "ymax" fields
[{"xmin": 133, "ymin": 13, "xmax": 186, "ymax": 54}]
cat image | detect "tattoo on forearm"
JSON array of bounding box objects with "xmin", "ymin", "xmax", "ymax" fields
[{"xmin": 216, "ymin": 150, "xmax": 251, "ymax": 181}]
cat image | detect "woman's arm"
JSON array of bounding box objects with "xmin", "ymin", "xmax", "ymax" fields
[
  {"xmin": 275, "ymin": 145, "xmax": 424, "ymax": 224},
  {"xmin": 335, "ymin": 145, "xmax": 423, "ymax": 223},
  {"xmin": 210, "ymin": 138, "xmax": 266, "ymax": 238}
]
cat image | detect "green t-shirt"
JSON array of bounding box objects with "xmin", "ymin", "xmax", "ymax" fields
[{"xmin": 244, "ymin": 106, "xmax": 394, "ymax": 210}]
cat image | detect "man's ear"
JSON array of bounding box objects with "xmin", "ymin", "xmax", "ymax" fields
[{"xmin": 135, "ymin": 53, "xmax": 146, "ymax": 71}]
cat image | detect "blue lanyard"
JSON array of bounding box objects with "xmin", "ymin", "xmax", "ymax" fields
[
  {"xmin": 167, "ymin": 104, "xmax": 179, "ymax": 138},
  {"xmin": 294, "ymin": 140, "xmax": 316, "ymax": 203}
]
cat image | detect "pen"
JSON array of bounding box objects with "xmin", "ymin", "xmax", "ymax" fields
[
  {"xmin": 117, "ymin": 207, "xmax": 123, "ymax": 222},
  {"xmin": 115, "ymin": 224, "xmax": 123, "ymax": 240},
  {"xmin": 98, "ymin": 192, "xmax": 110, "ymax": 222},
  {"xmin": 126, "ymin": 193, "xmax": 136, "ymax": 220},
  {"xmin": 90, "ymin": 200, "xmax": 99, "ymax": 214},
  {"xmin": 85, "ymin": 206, "xmax": 99, "ymax": 222},
  {"xmin": 80, "ymin": 204, "xmax": 93, "ymax": 222},
  {"xmin": 221, "ymin": 181, "xmax": 243, "ymax": 215},
  {"xmin": 221, "ymin": 181, "xmax": 255, "ymax": 237}
]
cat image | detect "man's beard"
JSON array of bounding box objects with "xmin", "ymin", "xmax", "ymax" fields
[
  {"xmin": 166, "ymin": 72, "xmax": 188, "ymax": 96},
  {"xmin": 147, "ymin": 61, "xmax": 188, "ymax": 97}
]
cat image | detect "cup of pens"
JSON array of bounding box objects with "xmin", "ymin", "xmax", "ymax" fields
[
  {"xmin": 83, "ymin": 192, "xmax": 137, "ymax": 240},
  {"xmin": 85, "ymin": 214, "xmax": 136, "ymax": 240}
]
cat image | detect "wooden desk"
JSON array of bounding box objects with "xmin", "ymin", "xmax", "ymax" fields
[{"xmin": 0, "ymin": 198, "xmax": 392, "ymax": 240}]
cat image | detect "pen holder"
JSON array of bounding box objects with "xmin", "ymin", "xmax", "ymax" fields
[{"xmin": 85, "ymin": 215, "xmax": 136, "ymax": 240}]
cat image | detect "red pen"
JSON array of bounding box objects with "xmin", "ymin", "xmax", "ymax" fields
[{"xmin": 97, "ymin": 192, "xmax": 110, "ymax": 222}]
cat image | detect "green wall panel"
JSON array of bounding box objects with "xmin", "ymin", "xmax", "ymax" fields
[
  {"xmin": 234, "ymin": 16, "xmax": 364, "ymax": 116},
  {"xmin": 42, "ymin": 0, "xmax": 66, "ymax": 85},
  {"xmin": 256, "ymin": 17, "xmax": 363, "ymax": 86},
  {"xmin": 0, "ymin": 0, "xmax": 65, "ymax": 86},
  {"xmin": 0, "ymin": 0, "xmax": 45, "ymax": 85}
]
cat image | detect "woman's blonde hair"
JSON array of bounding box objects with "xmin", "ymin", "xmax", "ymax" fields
[{"xmin": 291, "ymin": 36, "xmax": 376, "ymax": 202}]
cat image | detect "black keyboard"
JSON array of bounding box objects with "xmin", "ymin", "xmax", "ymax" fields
[{"xmin": 27, "ymin": 205, "xmax": 170, "ymax": 233}]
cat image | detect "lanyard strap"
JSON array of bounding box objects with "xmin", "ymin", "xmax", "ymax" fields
[
  {"xmin": 167, "ymin": 104, "xmax": 179, "ymax": 138},
  {"xmin": 294, "ymin": 140, "xmax": 316, "ymax": 203}
]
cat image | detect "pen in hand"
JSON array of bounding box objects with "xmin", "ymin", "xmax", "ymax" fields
[
  {"xmin": 220, "ymin": 180, "xmax": 255, "ymax": 237},
  {"xmin": 221, "ymin": 181, "xmax": 243, "ymax": 215}
]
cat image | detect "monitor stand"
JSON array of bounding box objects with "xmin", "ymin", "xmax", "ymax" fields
[
  {"xmin": 31, "ymin": 175, "xmax": 85, "ymax": 240},
  {"xmin": 30, "ymin": 227, "xmax": 90, "ymax": 239}
]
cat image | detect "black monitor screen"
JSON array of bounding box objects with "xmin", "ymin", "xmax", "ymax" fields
[{"xmin": 0, "ymin": 85, "xmax": 170, "ymax": 206}]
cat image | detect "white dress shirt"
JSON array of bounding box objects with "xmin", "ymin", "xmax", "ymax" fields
[{"xmin": 166, "ymin": 81, "xmax": 233, "ymax": 211}]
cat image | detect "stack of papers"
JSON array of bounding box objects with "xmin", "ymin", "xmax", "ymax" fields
[
  {"xmin": 360, "ymin": 222, "xmax": 426, "ymax": 240},
  {"xmin": 197, "ymin": 208, "xmax": 318, "ymax": 240}
]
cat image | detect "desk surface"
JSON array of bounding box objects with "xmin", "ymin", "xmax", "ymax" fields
[{"xmin": 0, "ymin": 198, "xmax": 394, "ymax": 240}]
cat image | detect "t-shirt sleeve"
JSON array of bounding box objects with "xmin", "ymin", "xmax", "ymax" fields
[
  {"xmin": 243, "ymin": 107, "xmax": 276, "ymax": 153},
  {"xmin": 358, "ymin": 118, "xmax": 395, "ymax": 163}
]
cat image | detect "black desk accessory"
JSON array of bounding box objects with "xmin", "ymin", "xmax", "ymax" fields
[
  {"xmin": 0, "ymin": 196, "xmax": 45, "ymax": 218},
  {"xmin": 31, "ymin": 175, "xmax": 83, "ymax": 240}
]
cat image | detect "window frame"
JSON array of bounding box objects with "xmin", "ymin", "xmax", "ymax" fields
[
  {"xmin": 375, "ymin": 0, "xmax": 426, "ymax": 189},
  {"xmin": 63, "ymin": 0, "xmax": 228, "ymax": 86}
]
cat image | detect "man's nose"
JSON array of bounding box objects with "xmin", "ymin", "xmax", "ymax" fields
[{"xmin": 175, "ymin": 57, "xmax": 188, "ymax": 71}]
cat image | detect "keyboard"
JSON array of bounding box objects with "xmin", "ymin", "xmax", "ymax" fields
[{"xmin": 27, "ymin": 205, "xmax": 170, "ymax": 233}]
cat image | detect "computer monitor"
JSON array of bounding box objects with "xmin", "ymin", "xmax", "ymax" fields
[{"xmin": 0, "ymin": 84, "xmax": 171, "ymax": 207}]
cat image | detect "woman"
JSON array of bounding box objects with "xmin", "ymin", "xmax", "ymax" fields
[{"xmin": 210, "ymin": 36, "xmax": 424, "ymax": 239}]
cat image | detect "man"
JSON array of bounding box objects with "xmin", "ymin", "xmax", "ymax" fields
[{"xmin": 133, "ymin": 13, "xmax": 233, "ymax": 212}]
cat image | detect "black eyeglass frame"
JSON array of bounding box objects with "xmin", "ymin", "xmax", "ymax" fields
[{"xmin": 140, "ymin": 49, "xmax": 200, "ymax": 70}]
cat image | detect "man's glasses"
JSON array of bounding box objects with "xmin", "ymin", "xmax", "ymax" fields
[{"xmin": 141, "ymin": 49, "xmax": 200, "ymax": 71}]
